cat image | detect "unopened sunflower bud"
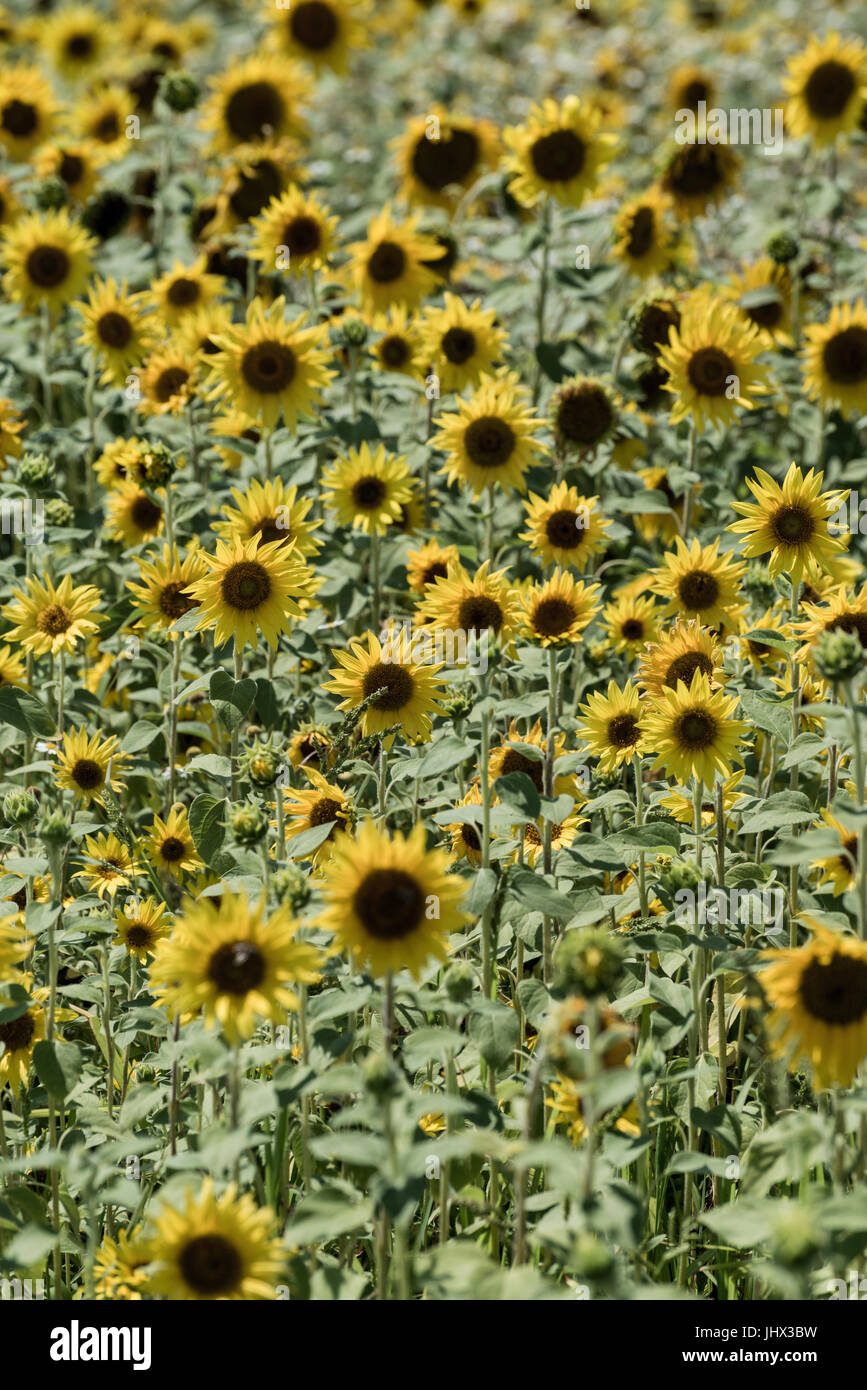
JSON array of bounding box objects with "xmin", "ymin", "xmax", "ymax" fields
[
  {"xmin": 361, "ymin": 1052, "xmax": 401, "ymax": 1100},
  {"xmin": 44, "ymin": 498, "xmax": 73, "ymax": 528},
  {"xmin": 18, "ymin": 451, "xmax": 54, "ymax": 491},
  {"xmin": 554, "ymin": 927, "xmax": 624, "ymax": 998},
  {"xmin": 34, "ymin": 175, "xmax": 68, "ymax": 211},
  {"xmin": 765, "ymin": 229, "xmax": 799, "ymax": 265},
  {"xmin": 439, "ymin": 685, "xmax": 475, "ymax": 721},
  {"xmin": 239, "ymin": 740, "xmax": 283, "ymax": 789},
  {"xmin": 338, "ymin": 316, "xmax": 368, "ymax": 349},
  {"xmin": 443, "ymin": 960, "xmax": 477, "ymax": 1003},
  {"xmin": 3, "ymin": 789, "xmax": 38, "ymax": 826},
  {"xmin": 158, "ymin": 70, "xmax": 200, "ymax": 114},
  {"xmin": 814, "ymin": 627, "xmax": 864, "ymax": 686},
  {"xmin": 572, "ymin": 1232, "xmax": 615, "ymax": 1279},
  {"xmin": 39, "ymin": 809, "xmax": 71, "ymax": 848},
  {"xmin": 229, "ymin": 803, "xmax": 269, "ymax": 847},
  {"xmin": 272, "ymin": 863, "xmax": 310, "ymax": 912},
  {"xmin": 769, "ymin": 1205, "xmax": 821, "ymax": 1269},
  {"xmin": 138, "ymin": 442, "xmax": 176, "ymax": 488}
]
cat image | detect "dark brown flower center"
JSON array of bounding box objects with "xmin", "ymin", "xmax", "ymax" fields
[
  {"xmin": 225, "ymin": 81, "xmax": 285, "ymax": 142},
  {"xmin": 675, "ymin": 708, "xmax": 717, "ymax": 749},
  {"xmin": 532, "ymin": 596, "xmax": 576, "ymax": 637},
  {"xmin": 680, "ymin": 78, "xmax": 709, "ymax": 109},
  {"xmin": 159, "ymin": 581, "xmax": 198, "ymax": 619},
  {"xmin": 241, "ymin": 341, "xmax": 296, "ymax": 393},
  {"xmin": 463, "ymin": 415, "xmax": 516, "ymax": 468},
  {"xmin": 72, "ymin": 758, "xmax": 103, "ymax": 791},
  {"xmin": 545, "ymin": 508, "xmax": 583, "ymax": 550},
  {"xmin": 799, "ymin": 951, "xmax": 867, "ymax": 1024},
  {"xmin": 422, "ymin": 562, "xmax": 448, "ymax": 585},
  {"xmin": 498, "ymin": 748, "xmax": 543, "ymax": 791},
  {"xmin": 678, "ymin": 570, "xmax": 720, "ymax": 611},
  {"xmin": 253, "ymin": 517, "xmax": 286, "ymax": 545},
  {"xmin": 687, "ymin": 346, "xmax": 735, "ymax": 396},
  {"xmin": 665, "ymin": 650, "xmax": 713, "ymax": 687},
  {"xmin": 179, "ymin": 1235, "xmax": 243, "ymax": 1296},
  {"xmin": 361, "ymin": 661, "xmax": 414, "ymax": 711},
  {"xmin": 637, "ymin": 301, "xmax": 680, "ymax": 354},
  {"xmin": 125, "ymin": 924, "xmax": 154, "ymax": 948},
  {"xmin": 825, "ymin": 613, "xmax": 867, "ymax": 649},
  {"xmin": 353, "ymin": 868, "xmax": 425, "ymax": 940},
  {"xmin": 131, "ymin": 494, "xmax": 163, "ymax": 532},
  {"xmin": 290, "ymin": 0, "xmax": 339, "ymax": 50},
  {"xmin": 0, "ymin": 1010, "xmax": 35, "ymax": 1051},
  {"xmin": 97, "ymin": 311, "xmax": 133, "ymax": 348},
  {"xmin": 804, "ymin": 60, "xmax": 856, "ymax": 120},
  {"xmin": 380, "ymin": 335, "xmax": 409, "ymax": 368},
  {"xmin": 167, "ymin": 277, "xmax": 200, "ymax": 308},
  {"xmin": 2, "ymin": 99, "xmax": 37, "ymax": 138},
  {"xmin": 159, "ymin": 835, "xmax": 186, "ymax": 862},
  {"xmin": 309, "ymin": 797, "xmax": 342, "ymax": 828},
  {"xmin": 283, "ymin": 215, "xmax": 321, "ymax": 256},
  {"xmin": 412, "ymin": 127, "xmax": 480, "ymax": 191},
  {"xmin": 65, "ymin": 32, "xmax": 94, "ymax": 58},
  {"xmin": 746, "ymin": 294, "xmax": 783, "ymax": 331},
  {"xmin": 94, "ymin": 111, "xmax": 119, "ymax": 143},
  {"xmin": 154, "ymin": 366, "xmax": 189, "ymax": 403},
  {"xmin": 37, "ymin": 603, "xmax": 72, "ymax": 636},
  {"xmin": 26, "ymin": 245, "xmax": 70, "ymax": 289},
  {"xmin": 461, "ymin": 824, "xmax": 481, "ymax": 851},
  {"xmin": 664, "ymin": 145, "xmax": 726, "ymax": 198},
  {"xmin": 625, "ymin": 205, "xmax": 655, "ymax": 259},
  {"xmin": 367, "ymin": 241, "xmax": 407, "ymax": 284},
  {"xmin": 207, "ymin": 939, "xmax": 266, "ymax": 994},
  {"xmin": 822, "ymin": 327, "xmax": 867, "ymax": 386},
  {"xmin": 771, "ymin": 505, "xmax": 814, "ymax": 545},
  {"xmin": 556, "ymin": 385, "xmax": 613, "ymax": 445},
  {"xmin": 58, "ymin": 152, "xmax": 84, "ymax": 185},
  {"xmin": 229, "ymin": 159, "xmax": 282, "ymax": 221},
  {"xmin": 221, "ymin": 560, "xmax": 271, "ymax": 611},
  {"xmin": 457, "ymin": 594, "xmax": 503, "ymax": 636},
  {"xmin": 352, "ymin": 475, "xmax": 387, "ymax": 510},
  {"xmin": 530, "ymin": 129, "xmax": 585, "ymax": 182},
  {"xmin": 607, "ymin": 712, "xmax": 640, "ymax": 748},
  {"xmin": 621, "ymin": 618, "xmax": 644, "ymax": 641},
  {"xmin": 441, "ymin": 326, "xmax": 476, "ymax": 365}
]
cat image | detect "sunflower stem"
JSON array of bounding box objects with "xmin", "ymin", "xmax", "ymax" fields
[
  {"xmin": 370, "ymin": 527, "xmax": 381, "ymax": 632},
  {"xmin": 231, "ymin": 643, "xmax": 243, "ymax": 800},
  {"xmin": 531, "ymin": 198, "xmax": 553, "ymax": 408},
  {"xmin": 633, "ymin": 753, "xmax": 648, "ymax": 917}
]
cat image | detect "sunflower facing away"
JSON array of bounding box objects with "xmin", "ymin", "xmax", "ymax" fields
[
  {"xmin": 802, "ymin": 300, "xmax": 867, "ymax": 418},
  {"xmin": 207, "ymin": 296, "xmax": 334, "ymax": 430},
  {"xmin": 760, "ymin": 918, "xmax": 867, "ymax": 1089},
  {"xmin": 188, "ymin": 533, "xmax": 313, "ymax": 651},
  {"xmin": 502, "ymin": 96, "xmax": 616, "ymax": 209},
  {"xmin": 521, "ymin": 570, "xmax": 601, "ymax": 647},
  {"xmin": 418, "ymin": 293, "xmax": 506, "ymax": 394},
  {"xmin": 55, "ymin": 726, "xmax": 130, "ymax": 805},
  {"xmin": 657, "ymin": 288, "xmax": 769, "ymax": 431},
  {"xmin": 322, "ymin": 443, "xmax": 414, "ymax": 535},
  {"xmin": 345, "ymin": 205, "xmax": 445, "ymax": 313},
  {"xmin": 784, "ymin": 32, "xmax": 867, "ymax": 148},
  {"xmin": 1, "ymin": 208, "xmax": 95, "ymax": 313},
  {"xmin": 520, "ymin": 482, "xmax": 611, "ymax": 570},
  {"xmin": 150, "ymin": 892, "xmax": 322, "ymax": 1041},
  {"xmin": 325, "ymin": 627, "xmax": 445, "ymax": 742},
  {"xmin": 729, "ymin": 462, "xmax": 847, "ymax": 586},
  {"xmin": 577, "ymin": 680, "xmax": 646, "ymax": 772},
  {"xmin": 645, "ymin": 669, "xmax": 748, "ymax": 785},
  {"xmin": 317, "ymin": 819, "xmax": 467, "ymax": 978},
  {"xmin": 434, "ymin": 372, "xmax": 547, "ymax": 497},
  {"xmin": 2, "ymin": 571, "xmax": 101, "ymax": 656},
  {"xmin": 146, "ymin": 1180, "xmax": 285, "ymax": 1300},
  {"xmin": 652, "ymin": 536, "xmax": 745, "ymax": 631},
  {"xmin": 145, "ymin": 805, "xmax": 203, "ymax": 882}
]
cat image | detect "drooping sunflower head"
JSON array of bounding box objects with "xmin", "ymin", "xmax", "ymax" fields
[
  {"xmin": 657, "ymin": 287, "xmax": 769, "ymax": 431},
  {"xmin": 502, "ymin": 95, "xmax": 616, "ymax": 209},
  {"xmin": 322, "ymin": 442, "xmax": 414, "ymax": 535},
  {"xmin": 206, "ymin": 295, "xmax": 335, "ymax": 430},
  {"xmin": 639, "ymin": 616, "xmax": 726, "ymax": 697},
  {"xmin": 729, "ymin": 462, "xmax": 847, "ymax": 586},
  {"xmin": 1, "ymin": 208, "xmax": 95, "ymax": 314},
  {"xmin": 435, "ymin": 372, "xmax": 547, "ymax": 498},
  {"xmin": 187, "ymin": 531, "xmax": 314, "ymax": 652},
  {"xmin": 784, "ymin": 31, "xmax": 867, "ymax": 148},
  {"xmin": 395, "ymin": 108, "xmax": 499, "ymax": 209},
  {"xmin": 803, "ymin": 300, "xmax": 867, "ymax": 418},
  {"xmin": 522, "ymin": 570, "xmax": 602, "ymax": 648},
  {"xmin": 146, "ymin": 1180, "xmax": 286, "ymax": 1300}
]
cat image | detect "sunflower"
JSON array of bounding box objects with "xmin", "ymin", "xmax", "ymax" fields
[
  {"xmin": 281, "ymin": 769, "xmax": 354, "ymax": 866},
  {"xmin": 201, "ymin": 53, "xmax": 310, "ymax": 152},
  {"xmin": 93, "ymin": 436, "xmax": 138, "ymax": 490},
  {"xmin": 446, "ymin": 785, "xmax": 490, "ymax": 868},
  {"xmin": 265, "ymin": 0, "xmax": 366, "ymax": 72},
  {"xmin": 760, "ymin": 918, "xmax": 867, "ymax": 1090},
  {"xmin": 127, "ymin": 546, "xmax": 207, "ymax": 634},
  {"xmin": 633, "ymin": 467, "xmax": 700, "ymax": 545},
  {"xmin": 55, "ymin": 726, "xmax": 130, "ymax": 805},
  {"xmin": 322, "ymin": 444, "xmax": 414, "ymax": 535},
  {"xmin": 522, "ymin": 570, "xmax": 601, "ymax": 648},
  {"xmin": 250, "ymin": 184, "xmax": 338, "ymax": 277},
  {"xmin": 612, "ymin": 187, "xmax": 679, "ymax": 279},
  {"xmin": 288, "ymin": 722, "xmax": 333, "ymax": 772},
  {"xmin": 658, "ymin": 768, "xmax": 746, "ymax": 827},
  {"xmin": 0, "ymin": 65, "xmax": 57, "ymax": 160},
  {"xmin": 187, "ymin": 533, "xmax": 313, "ymax": 652},
  {"xmin": 406, "ymin": 540, "xmax": 461, "ymax": 595},
  {"xmin": 658, "ymin": 134, "xmax": 740, "ymax": 220},
  {"xmin": 206, "ymin": 296, "xmax": 334, "ymax": 430},
  {"xmin": 42, "ymin": 5, "xmax": 111, "ymax": 79},
  {"xmin": 602, "ymin": 592, "xmax": 660, "ymax": 656},
  {"xmin": 152, "ymin": 256, "xmax": 224, "ymax": 330},
  {"xmin": 645, "ymin": 669, "xmax": 747, "ymax": 784},
  {"xmin": 519, "ymin": 813, "xmax": 582, "ymax": 867},
  {"xmin": 502, "ymin": 96, "xmax": 616, "ymax": 209},
  {"xmin": 802, "ymin": 300, "xmax": 867, "ymax": 417},
  {"xmin": 639, "ymin": 617, "xmax": 725, "ymax": 696},
  {"xmin": 93, "ymin": 1228, "xmax": 150, "ymax": 1301},
  {"xmin": 550, "ymin": 377, "xmax": 620, "ymax": 456},
  {"xmin": 145, "ymin": 805, "xmax": 202, "ymax": 882},
  {"xmin": 33, "ymin": 139, "xmax": 105, "ymax": 204},
  {"xmin": 737, "ymin": 607, "xmax": 792, "ymax": 669},
  {"xmin": 577, "ymin": 680, "xmax": 645, "ymax": 772},
  {"xmin": 369, "ymin": 305, "xmax": 422, "ymax": 376},
  {"xmin": 795, "ymin": 583, "xmax": 867, "ymax": 670},
  {"xmin": 214, "ymin": 478, "xmax": 322, "ymax": 559},
  {"xmin": 0, "ymin": 175, "xmax": 20, "ymax": 235},
  {"xmin": 325, "ymin": 627, "xmax": 445, "ymax": 742},
  {"xmin": 658, "ymin": 288, "xmax": 769, "ymax": 431},
  {"xmin": 435, "ymin": 372, "xmax": 547, "ymax": 497},
  {"xmin": 71, "ymin": 84, "xmax": 135, "ymax": 157},
  {"xmin": 75, "ymin": 277, "xmax": 153, "ymax": 385},
  {"xmin": 0, "ymin": 644, "xmax": 26, "ymax": 687},
  {"xmin": 784, "ymin": 32, "xmax": 867, "ymax": 148},
  {"xmin": 0, "ymin": 992, "xmax": 46, "ymax": 1095},
  {"xmin": 345, "ymin": 205, "xmax": 445, "ymax": 314},
  {"xmin": 488, "ymin": 719, "xmax": 570, "ymax": 797},
  {"xmin": 2, "ymin": 571, "xmax": 101, "ymax": 657},
  {"xmin": 209, "ymin": 412, "xmax": 262, "ymax": 471},
  {"xmin": 418, "ymin": 294, "xmax": 506, "ymax": 394},
  {"xmin": 1, "ymin": 209, "xmax": 95, "ymax": 314},
  {"xmin": 113, "ymin": 897, "xmax": 172, "ymax": 962},
  {"xmin": 0, "ymin": 398, "xmax": 24, "ymax": 472},
  {"xmin": 0, "ymin": 916, "xmax": 33, "ymax": 980},
  {"xmin": 139, "ymin": 342, "xmax": 197, "ymax": 417},
  {"xmin": 145, "ymin": 1180, "xmax": 286, "ymax": 1300},
  {"xmin": 317, "ymin": 819, "xmax": 466, "ymax": 978},
  {"xmin": 519, "ymin": 483, "xmax": 611, "ymax": 570},
  {"xmin": 668, "ymin": 62, "xmax": 715, "ymax": 112},
  {"xmin": 729, "ymin": 462, "xmax": 846, "ymax": 587},
  {"xmin": 811, "ymin": 810, "xmax": 858, "ymax": 898},
  {"xmin": 150, "ymin": 892, "xmax": 322, "ymax": 1041},
  {"xmin": 105, "ymin": 481, "xmax": 164, "ymax": 546},
  {"xmin": 652, "ymin": 537, "xmax": 745, "ymax": 631},
  {"xmin": 73, "ymin": 832, "xmax": 135, "ymax": 899},
  {"xmin": 395, "ymin": 109, "xmax": 499, "ymax": 209},
  {"xmin": 727, "ymin": 257, "xmax": 793, "ymax": 347}
]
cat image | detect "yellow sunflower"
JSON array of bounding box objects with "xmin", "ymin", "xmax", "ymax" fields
[
  {"xmin": 281, "ymin": 769, "xmax": 354, "ymax": 867},
  {"xmin": 639, "ymin": 617, "xmax": 726, "ymax": 696},
  {"xmin": 645, "ymin": 669, "xmax": 747, "ymax": 784},
  {"xmin": 322, "ymin": 444, "xmax": 414, "ymax": 535},
  {"xmin": 152, "ymin": 256, "xmax": 224, "ymax": 330},
  {"xmin": 217, "ymin": 138, "xmax": 305, "ymax": 229},
  {"xmin": 502, "ymin": 95, "xmax": 616, "ymax": 208},
  {"xmin": 435, "ymin": 372, "xmax": 547, "ymax": 497},
  {"xmin": 105, "ymin": 481, "xmax": 164, "ymax": 546},
  {"xmin": 488, "ymin": 719, "xmax": 570, "ymax": 798},
  {"xmin": 729, "ymin": 462, "xmax": 846, "ymax": 586},
  {"xmin": 265, "ymin": 0, "xmax": 367, "ymax": 72},
  {"xmin": 75, "ymin": 277, "xmax": 153, "ymax": 385},
  {"xmin": 187, "ymin": 533, "xmax": 313, "ymax": 652},
  {"xmin": 1, "ymin": 209, "xmax": 95, "ymax": 314},
  {"xmin": 146, "ymin": 1180, "xmax": 286, "ymax": 1300},
  {"xmin": 658, "ymin": 134, "xmax": 740, "ymax": 220},
  {"xmin": 602, "ymin": 592, "xmax": 660, "ymax": 656},
  {"xmin": 0, "ymin": 175, "xmax": 20, "ymax": 234},
  {"xmin": 522, "ymin": 570, "xmax": 601, "ymax": 647},
  {"xmin": 206, "ymin": 296, "xmax": 334, "ymax": 430},
  {"xmin": 112, "ymin": 897, "xmax": 171, "ymax": 962},
  {"xmin": 0, "ymin": 644, "xmax": 26, "ymax": 687},
  {"xmin": 140, "ymin": 342, "xmax": 196, "ymax": 417},
  {"xmin": 395, "ymin": 108, "xmax": 500, "ymax": 209},
  {"xmin": 0, "ymin": 992, "xmax": 46, "ymax": 1095},
  {"xmin": 287, "ymin": 722, "xmax": 333, "ymax": 772},
  {"xmin": 93, "ymin": 1228, "xmax": 150, "ymax": 1301},
  {"xmin": 519, "ymin": 813, "xmax": 582, "ymax": 867},
  {"xmin": 345, "ymin": 205, "xmax": 445, "ymax": 313},
  {"xmin": 612, "ymin": 187, "xmax": 679, "ymax": 279},
  {"xmin": 784, "ymin": 32, "xmax": 867, "ymax": 148},
  {"xmin": 33, "ymin": 139, "xmax": 105, "ymax": 204},
  {"xmin": 812, "ymin": 810, "xmax": 858, "ymax": 898},
  {"xmin": 201, "ymin": 53, "xmax": 310, "ymax": 153},
  {"xmin": 417, "ymin": 293, "xmax": 506, "ymax": 394},
  {"xmin": 446, "ymin": 785, "xmax": 489, "ymax": 868},
  {"xmin": 41, "ymin": 4, "xmax": 112, "ymax": 80},
  {"xmin": 406, "ymin": 539, "xmax": 461, "ymax": 594},
  {"xmin": 369, "ymin": 305, "xmax": 422, "ymax": 376},
  {"xmin": 214, "ymin": 478, "xmax": 322, "ymax": 558},
  {"xmin": 145, "ymin": 805, "xmax": 202, "ymax": 883},
  {"xmin": 0, "ymin": 65, "xmax": 57, "ymax": 160},
  {"xmin": 73, "ymin": 832, "xmax": 135, "ymax": 898},
  {"xmin": 0, "ymin": 916, "xmax": 33, "ymax": 980},
  {"xmin": 658, "ymin": 288, "xmax": 769, "ymax": 431},
  {"xmin": 127, "ymin": 546, "xmax": 208, "ymax": 633},
  {"xmin": 577, "ymin": 680, "xmax": 645, "ymax": 772},
  {"xmin": 317, "ymin": 819, "xmax": 467, "ymax": 978},
  {"xmin": 737, "ymin": 608, "xmax": 792, "ymax": 669},
  {"xmin": 652, "ymin": 537, "xmax": 745, "ymax": 631},
  {"xmin": 249, "ymin": 184, "xmax": 338, "ymax": 277},
  {"xmin": 520, "ymin": 483, "xmax": 610, "ymax": 570},
  {"xmin": 550, "ymin": 377, "xmax": 621, "ymax": 456},
  {"xmin": 416, "ymin": 559, "xmax": 522, "ymax": 653},
  {"xmin": 727, "ymin": 257, "xmax": 793, "ymax": 347},
  {"xmin": 658, "ymin": 768, "xmax": 746, "ymax": 827},
  {"xmin": 70, "ymin": 84, "xmax": 135, "ymax": 158},
  {"xmin": 324, "ymin": 627, "xmax": 445, "ymax": 742},
  {"xmin": 2, "ymin": 571, "xmax": 101, "ymax": 657},
  {"xmin": 802, "ymin": 300, "xmax": 867, "ymax": 417},
  {"xmin": 0, "ymin": 397, "xmax": 24, "ymax": 471},
  {"xmin": 55, "ymin": 726, "xmax": 130, "ymax": 805},
  {"xmin": 795, "ymin": 583, "xmax": 867, "ymax": 670}
]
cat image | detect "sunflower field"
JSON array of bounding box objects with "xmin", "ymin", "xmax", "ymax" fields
[{"xmin": 2, "ymin": 0, "xmax": 867, "ymax": 1315}]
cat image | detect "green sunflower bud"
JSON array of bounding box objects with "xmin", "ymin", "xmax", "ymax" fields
[
  {"xmin": 18, "ymin": 452, "xmax": 54, "ymax": 491},
  {"xmin": 814, "ymin": 628, "xmax": 864, "ymax": 686},
  {"xmin": 158, "ymin": 70, "xmax": 201, "ymax": 114},
  {"xmin": 3, "ymin": 789, "xmax": 39, "ymax": 826},
  {"xmin": 229, "ymin": 803, "xmax": 269, "ymax": 848},
  {"xmin": 553, "ymin": 927, "xmax": 624, "ymax": 998},
  {"xmin": 33, "ymin": 175, "xmax": 68, "ymax": 211},
  {"xmin": 765, "ymin": 230, "xmax": 799, "ymax": 265}
]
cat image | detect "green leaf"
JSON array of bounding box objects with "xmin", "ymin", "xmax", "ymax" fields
[
  {"xmin": 463, "ymin": 867, "xmax": 497, "ymax": 916},
  {"xmin": 188, "ymin": 793, "xmax": 226, "ymax": 866},
  {"xmin": 738, "ymin": 791, "xmax": 815, "ymax": 835},
  {"xmin": 516, "ymin": 977, "xmax": 551, "ymax": 1029},
  {"xmin": 468, "ymin": 998, "xmax": 520, "ymax": 1068},
  {"xmin": 494, "ymin": 771, "xmax": 541, "ymax": 821},
  {"xmin": 739, "ymin": 690, "xmax": 791, "ymax": 746},
  {"xmin": 209, "ymin": 670, "xmax": 257, "ymax": 731},
  {"xmin": 507, "ymin": 867, "xmax": 574, "ymax": 920},
  {"xmin": 0, "ymin": 687, "xmax": 54, "ymax": 737},
  {"xmin": 286, "ymin": 820, "xmax": 336, "ymax": 859},
  {"xmin": 33, "ymin": 1040, "xmax": 81, "ymax": 1102},
  {"xmin": 416, "ymin": 735, "xmax": 475, "ymax": 778},
  {"xmin": 121, "ymin": 720, "xmax": 162, "ymax": 754}
]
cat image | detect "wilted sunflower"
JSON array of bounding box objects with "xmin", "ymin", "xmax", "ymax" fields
[
  {"xmin": 729, "ymin": 463, "xmax": 846, "ymax": 586},
  {"xmin": 325, "ymin": 627, "xmax": 445, "ymax": 742},
  {"xmin": 502, "ymin": 95, "xmax": 616, "ymax": 208},
  {"xmin": 1, "ymin": 209, "xmax": 95, "ymax": 313},
  {"xmin": 250, "ymin": 184, "xmax": 338, "ymax": 277},
  {"xmin": 150, "ymin": 892, "xmax": 322, "ymax": 1041},
  {"xmin": 73, "ymin": 832, "xmax": 135, "ymax": 898},
  {"xmin": 145, "ymin": 805, "xmax": 202, "ymax": 882},
  {"xmin": 658, "ymin": 288, "xmax": 768, "ymax": 431},
  {"xmin": 550, "ymin": 377, "xmax": 620, "ymax": 455},
  {"xmin": 795, "ymin": 583, "xmax": 867, "ymax": 669},
  {"xmin": 760, "ymin": 919, "xmax": 867, "ymax": 1089},
  {"xmin": 345, "ymin": 205, "xmax": 445, "ymax": 313},
  {"xmin": 612, "ymin": 187, "xmax": 679, "ymax": 279},
  {"xmin": 70, "ymin": 84, "xmax": 135, "ymax": 158},
  {"xmin": 76, "ymin": 277, "xmax": 153, "ymax": 385},
  {"xmin": 520, "ymin": 483, "xmax": 611, "ymax": 570},
  {"xmin": 214, "ymin": 478, "xmax": 322, "ymax": 558},
  {"xmin": 113, "ymin": 897, "xmax": 171, "ymax": 962},
  {"xmin": 418, "ymin": 294, "xmax": 506, "ymax": 394},
  {"xmin": 416, "ymin": 559, "xmax": 521, "ymax": 651},
  {"xmin": 435, "ymin": 372, "xmax": 547, "ymax": 497},
  {"xmin": 602, "ymin": 592, "xmax": 660, "ymax": 655},
  {"xmin": 41, "ymin": 4, "xmax": 112, "ymax": 80},
  {"xmin": 127, "ymin": 546, "xmax": 207, "ymax": 634},
  {"xmin": 784, "ymin": 32, "xmax": 867, "ymax": 148},
  {"xmin": 105, "ymin": 480, "xmax": 164, "ymax": 546},
  {"xmin": 207, "ymin": 296, "xmax": 334, "ymax": 430},
  {"xmin": 55, "ymin": 726, "xmax": 129, "ymax": 804},
  {"xmin": 152, "ymin": 256, "xmax": 224, "ymax": 329},
  {"xmin": 281, "ymin": 769, "xmax": 354, "ymax": 867},
  {"xmin": 645, "ymin": 669, "xmax": 747, "ymax": 784},
  {"xmin": 201, "ymin": 53, "xmax": 310, "ymax": 152},
  {"xmin": 317, "ymin": 819, "xmax": 466, "ymax": 977},
  {"xmin": 406, "ymin": 539, "xmax": 461, "ymax": 594},
  {"xmin": 802, "ymin": 300, "xmax": 867, "ymax": 417},
  {"xmin": 658, "ymin": 133, "xmax": 740, "ymax": 220},
  {"xmin": 395, "ymin": 109, "xmax": 499, "ymax": 209},
  {"xmin": 0, "ymin": 64, "xmax": 57, "ymax": 160},
  {"xmin": 369, "ymin": 305, "xmax": 422, "ymax": 376},
  {"xmin": 727, "ymin": 257, "xmax": 793, "ymax": 347},
  {"xmin": 188, "ymin": 533, "xmax": 313, "ymax": 652},
  {"xmin": 522, "ymin": 570, "xmax": 601, "ymax": 647},
  {"xmin": 322, "ymin": 443, "xmax": 414, "ymax": 535},
  {"xmin": 639, "ymin": 617, "xmax": 725, "ymax": 696},
  {"xmin": 146, "ymin": 1180, "xmax": 286, "ymax": 1301},
  {"xmin": 652, "ymin": 537, "xmax": 745, "ymax": 631},
  {"xmin": 2, "ymin": 571, "xmax": 101, "ymax": 657},
  {"xmin": 33, "ymin": 138, "xmax": 105, "ymax": 204},
  {"xmin": 577, "ymin": 680, "xmax": 645, "ymax": 772}
]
